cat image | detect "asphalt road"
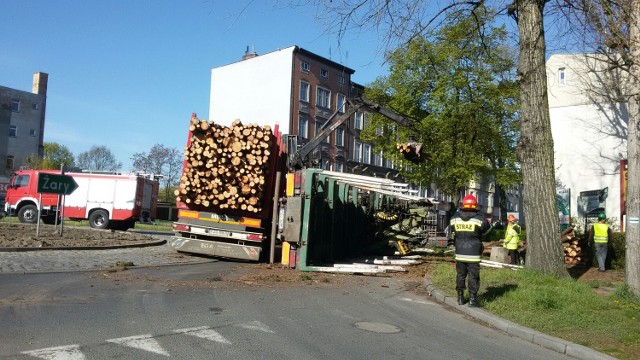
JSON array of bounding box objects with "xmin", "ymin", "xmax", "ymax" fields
[{"xmin": 0, "ymin": 261, "xmax": 575, "ymax": 360}]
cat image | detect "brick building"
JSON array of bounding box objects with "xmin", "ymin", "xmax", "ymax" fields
[{"xmin": 208, "ymin": 46, "xmax": 396, "ymax": 175}]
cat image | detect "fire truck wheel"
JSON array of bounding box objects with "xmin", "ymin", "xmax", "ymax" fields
[
  {"xmin": 18, "ymin": 204, "xmax": 39, "ymax": 224},
  {"xmin": 88, "ymin": 210, "xmax": 109, "ymax": 229}
]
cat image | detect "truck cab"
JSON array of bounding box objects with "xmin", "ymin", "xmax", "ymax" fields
[{"xmin": 5, "ymin": 170, "xmax": 61, "ymax": 223}]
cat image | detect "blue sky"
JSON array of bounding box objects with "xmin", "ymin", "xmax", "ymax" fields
[{"xmin": 1, "ymin": 1, "xmax": 387, "ymax": 170}]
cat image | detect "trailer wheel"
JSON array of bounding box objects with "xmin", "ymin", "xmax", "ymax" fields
[
  {"xmin": 18, "ymin": 204, "xmax": 39, "ymax": 224},
  {"xmin": 88, "ymin": 209, "xmax": 109, "ymax": 229}
]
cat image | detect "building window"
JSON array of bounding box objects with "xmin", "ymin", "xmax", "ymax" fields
[
  {"xmin": 354, "ymin": 111, "xmax": 364, "ymax": 130},
  {"xmin": 559, "ymin": 68, "xmax": 566, "ymax": 86},
  {"xmin": 8, "ymin": 126, "xmax": 17, "ymax": 137},
  {"xmin": 299, "ymin": 116, "xmax": 308, "ymax": 139},
  {"xmin": 374, "ymin": 151, "xmax": 383, "ymax": 166},
  {"xmin": 317, "ymin": 87, "xmax": 331, "ymax": 109},
  {"xmin": 301, "ymin": 61, "xmax": 310, "ymax": 72},
  {"xmin": 353, "ymin": 141, "xmax": 362, "ymax": 161},
  {"xmin": 30, "ymin": 129, "xmax": 37, "ymax": 137},
  {"xmin": 336, "ymin": 127, "xmax": 344, "ymax": 146},
  {"xmin": 338, "ymin": 74, "xmax": 346, "ymax": 85},
  {"xmin": 335, "ymin": 162, "xmax": 344, "ymax": 172},
  {"xmin": 32, "ymin": 103, "xmax": 39, "ymax": 110},
  {"xmin": 6, "ymin": 156, "xmax": 14, "ymax": 170},
  {"xmin": 363, "ymin": 144, "xmax": 372, "ymax": 164},
  {"xmin": 320, "ymin": 68, "xmax": 328, "ymax": 78},
  {"xmin": 11, "ymin": 99, "xmax": 20, "ymax": 112},
  {"xmin": 337, "ymin": 94, "xmax": 346, "ymax": 113},
  {"xmin": 316, "ymin": 122, "xmax": 329, "ymax": 143},
  {"xmin": 388, "ymin": 160, "xmax": 395, "ymax": 170},
  {"xmin": 300, "ymin": 81, "xmax": 310, "ymax": 102}
]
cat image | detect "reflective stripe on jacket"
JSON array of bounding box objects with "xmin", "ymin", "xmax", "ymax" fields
[
  {"xmin": 503, "ymin": 223, "xmax": 520, "ymax": 250},
  {"xmin": 593, "ymin": 223, "xmax": 609, "ymax": 243},
  {"xmin": 450, "ymin": 211, "xmax": 490, "ymax": 263}
]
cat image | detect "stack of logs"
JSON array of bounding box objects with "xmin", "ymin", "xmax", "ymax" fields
[
  {"xmin": 396, "ymin": 141, "xmax": 424, "ymax": 163},
  {"xmin": 561, "ymin": 225, "xmax": 584, "ymax": 266},
  {"xmin": 174, "ymin": 116, "xmax": 274, "ymax": 213}
]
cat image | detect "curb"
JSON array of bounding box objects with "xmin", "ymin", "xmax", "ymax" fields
[
  {"xmin": 0, "ymin": 239, "xmax": 167, "ymax": 252},
  {"xmin": 423, "ymin": 275, "xmax": 618, "ymax": 360}
]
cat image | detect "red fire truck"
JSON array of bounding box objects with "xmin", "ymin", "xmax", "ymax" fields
[{"xmin": 4, "ymin": 169, "xmax": 159, "ymax": 230}]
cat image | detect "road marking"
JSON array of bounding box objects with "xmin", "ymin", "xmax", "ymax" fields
[
  {"xmin": 22, "ymin": 344, "xmax": 85, "ymax": 360},
  {"xmin": 106, "ymin": 334, "xmax": 170, "ymax": 356},
  {"xmin": 173, "ymin": 326, "xmax": 231, "ymax": 344},
  {"xmin": 237, "ymin": 320, "xmax": 274, "ymax": 333},
  {"xmin": 20, "ymin": 321, "xmax": 275, "ymax": 358}
]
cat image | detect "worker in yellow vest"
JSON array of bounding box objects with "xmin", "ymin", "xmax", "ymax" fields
[
  {"xmin": 588, "ymin": 213, "xmax": 612, "ymax": 272},
  {"xmin": 503, "ymin": 214, "xmax": 521, "ymax": 265}
]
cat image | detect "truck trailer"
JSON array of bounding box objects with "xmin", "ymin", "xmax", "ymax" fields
[
  {"xmin": 170, "ymin": 116, "xmax": 285, "ymax": 261},
  {"xmin": 170, "ymin": 96, "xmax": 447, "ymax": 265},
  {"xmin": 4, "ymin": 169, "xmax": 159, "ymax": 230}
]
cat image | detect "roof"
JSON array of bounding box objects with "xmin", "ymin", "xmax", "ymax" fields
[{"xmin": 213, "ymin": 45, "xmax": 355, "ymax": 74}]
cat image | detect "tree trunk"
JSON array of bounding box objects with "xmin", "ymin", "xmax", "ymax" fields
[
  {"xmin": 625, "ymin": 0, "xmax": 640, "ymax": 296},
  {"xmin": 515, "ymin": 0, "xmax": 566, "ymax": 276}
]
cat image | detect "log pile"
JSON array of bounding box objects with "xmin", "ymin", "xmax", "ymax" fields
[
  {"xmin": 396, "ymin": 141, "xmax": 423, "ymax": 163},
  {"xmin": 175, "ymin": 116, "xmax": 274, "ymax": 214},
  {"xmin": 561, "ymin": 226, "xmax": 585, "ymax": 266}
]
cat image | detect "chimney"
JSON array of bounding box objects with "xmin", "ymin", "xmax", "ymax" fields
[
  {"xmin": 32, "ymin": 72, "xmax": 49, "ymax": 95},
  {"xmin": 242, "ymin": 45, "xmax": 258, "ymax": 60}
]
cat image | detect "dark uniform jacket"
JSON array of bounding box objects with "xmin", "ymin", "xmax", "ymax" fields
[{"xmin": 449, "ymin": 210, "xmax": 491, "ymax": 263}]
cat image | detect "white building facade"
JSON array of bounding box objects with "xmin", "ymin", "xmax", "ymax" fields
[{"xmin": 547, "ymin": 54, "xmax": 628, "ymax": 227}]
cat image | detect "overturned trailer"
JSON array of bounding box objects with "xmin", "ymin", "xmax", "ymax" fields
[{"xmin": 279, "ymin": 169, "xmax": 446, "ymax": 271}]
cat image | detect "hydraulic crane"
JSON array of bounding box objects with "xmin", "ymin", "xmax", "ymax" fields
[{"xmin": 287, "ymin": 96, "xmax": 424, "ymax": 170}]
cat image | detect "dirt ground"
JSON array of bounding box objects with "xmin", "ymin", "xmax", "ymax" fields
[
  {"xmin": 0, "ymin": 222, "xmax": 158, "ymax": 248},
  {"xmin": 0, "ymin": 222, "xmax": 623, "ymax": 288}
]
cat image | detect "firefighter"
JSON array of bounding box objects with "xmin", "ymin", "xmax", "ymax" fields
[
  {"xmin": 588, "ymin": 213, "xmax": 612, "ymax": 272},
  {"xmin": 448, "ymin": 194, "xmax": 491, "ymax": 307},
  {"xmin": 503, "ymin": 214, "xmax": 521, "ymax": 265}
]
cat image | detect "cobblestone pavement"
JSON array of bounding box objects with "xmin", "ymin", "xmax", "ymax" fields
[{"xmin": 0, "ymin": 243, "xmax": 216, "ymax": 274}]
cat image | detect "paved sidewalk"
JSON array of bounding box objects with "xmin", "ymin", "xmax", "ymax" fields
[{"xmin": 0, "ymin": 243, "xmax": 216, "ymax": 274}]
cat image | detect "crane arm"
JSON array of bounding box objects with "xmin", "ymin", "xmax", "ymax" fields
[{"xmin": 289, "ymin": 96, "xmax": 418, "ymax": 170}]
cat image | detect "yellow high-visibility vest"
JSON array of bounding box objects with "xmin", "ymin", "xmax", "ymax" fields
[
  {"xmin": 504, "ymin": 223, "xmax": 520, "ymax": 250},
  {"xmin": 593, "ymin": 223, "xmax": 609, "ymax": 243}
]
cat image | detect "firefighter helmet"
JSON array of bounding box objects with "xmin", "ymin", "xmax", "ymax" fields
[
  {"xmin": 598, "ymin": 213, "xmax": 606, "ymax": 220},
  {"xmin": 461, "ymin": 194, "xmax": 478, "ymax": 210},
  {"xmin": 507, "ymin": 214, "xmax": 517, "ymax": 222}
]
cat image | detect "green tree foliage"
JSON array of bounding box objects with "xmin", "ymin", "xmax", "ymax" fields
[
  {"xmin": 305, "ymin": 0, "xmax": 567, "ymax": 276},
  {"xmin": 76, "ymin": 145, "xmax": 122, "ymax": 172},
  {"xmin": 360, "ymin": 11, "xmax": 520, "ymax": 199},
  {"xmin": 131, "ymin": 144, "xmax": 182, "ymax": 202},
  {"xmin": 24, "ymin": 142, "xmax": 75, "ymax": 170}
]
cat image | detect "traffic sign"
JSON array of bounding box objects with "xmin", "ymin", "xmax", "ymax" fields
[{"xmin": 37, "ymin": 173, "xmax": 78, "ymax": 195}]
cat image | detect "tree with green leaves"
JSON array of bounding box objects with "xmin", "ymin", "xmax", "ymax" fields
[
  {"xmin": 76, "ymin": 145, "xmax": 122, "ymax": 172},
  {"xmin": 360, "ymin": 11, "xmax": 520, "ymax": 206},
  {"xmin": 302, "ymin": 0, "xmax": 567, "ymax": 277},
  {"xmin": 131, "ymin": 144, "xmax": 182, "ymax": 202},
  {"xmin": 24, "ymin": 142, "xmax": 74, "ymax": 170}
]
